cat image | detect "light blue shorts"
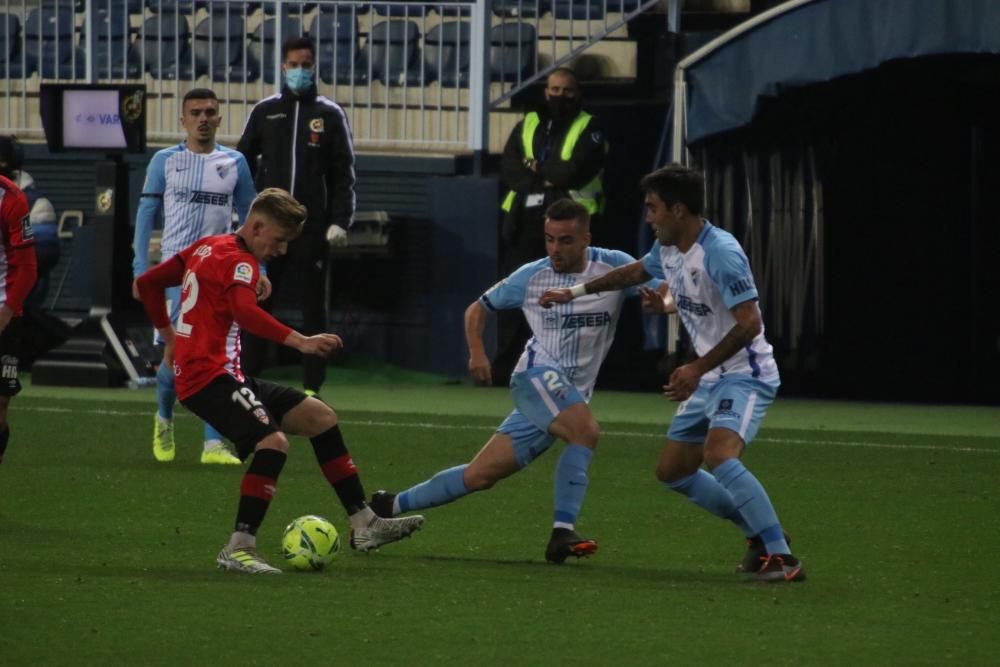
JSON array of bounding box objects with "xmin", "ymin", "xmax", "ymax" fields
[
  {"xmin": 495, "ymin": 366, "xmax": 585, "ymax": 467},
  {"xmin": 667, "ymin": 375, "xmax": 779, "ymax": 446},
  {"xmin": 153, "ymin": 285, "xmax": 182, "ymax": 346}
]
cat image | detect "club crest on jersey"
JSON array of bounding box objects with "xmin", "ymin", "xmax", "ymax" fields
[
  {"xmin": 215, "ymin": 162, "xmax": 229, "ymax": 179},
  {"xmin": 309, "ymin": 118, "xmax": 324, "ymax": 133},
  {"xmin": 233, "ymin": 262, "xmax": 254, "ymax": 284},
  {"xmin": 253, "ymin": 407, "xmax": 270, "ymax": 424}
]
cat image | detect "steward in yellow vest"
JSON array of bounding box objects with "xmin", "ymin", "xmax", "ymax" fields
[{"xmin": 499, "ymin": 68, "xmax": 607, "ymax": 270}]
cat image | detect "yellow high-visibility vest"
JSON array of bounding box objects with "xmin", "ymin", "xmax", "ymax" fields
[{"xmin": 501, "ymin": 111, "xmax": 604, "ymax": 215}]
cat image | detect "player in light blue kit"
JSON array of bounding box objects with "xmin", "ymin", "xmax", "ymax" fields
[
  {"xmin": 369, "ymin": 199, "xmax": 669, "ymax": 563},
  {"xmin": 131, "ymin": 88, "xmax": 258, "ymax": 465},
  {"xmin": 540, "ymin": 165, "xmax": 805, "ymax": 583}
]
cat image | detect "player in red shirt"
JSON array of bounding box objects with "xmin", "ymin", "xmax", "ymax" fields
[
  {"xmin": 136, "ymin": 188, "xmax": 423, "ymax": 573},
  {"xmin": 0, "ymin": 142, "xmax": 38, "ymax": 465}
]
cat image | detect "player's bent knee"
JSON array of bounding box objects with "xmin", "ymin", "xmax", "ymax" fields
[
  {"xmin": 463, "ymin": 468, "xmax": 499, "ymax": 491},
  {"xmin": 256, "ymin": 432, "xmax": 290, "ymax": 454}
]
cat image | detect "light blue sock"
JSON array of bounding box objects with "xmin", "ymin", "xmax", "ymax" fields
[
  {"xmin": 553, "ymin": 444, "xmax": 593, "ymax": 526},
  {"xmin": 203, "ymin": 422, "xmax": 224, "ymax": 443},
  {"xmin": 712, "ymin": 458, "xmax": 790, "ymax": 555},
  {"xmin": 664, "ymin": 469, "xmax": 753, "ymax": 537},
  {"xmin": 156, "ymin": 361, "xmax": 175, "ymax": 420},
  {"xmin": 398, "ymin": 465, "xmax": 469, "ymax": 513}
]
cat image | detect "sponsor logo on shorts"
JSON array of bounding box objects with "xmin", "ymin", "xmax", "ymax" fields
[{"xmin": 253, "ymin": 407, "xmax": 270, "ymax": 424}]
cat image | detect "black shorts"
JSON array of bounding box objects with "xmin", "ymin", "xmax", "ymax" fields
[
  {"xmin": 181, "ymin": 374, "xmax": 307, "ymax": 461},
  {"xmin": 0, "ymin": 318, "xmax": 24, "ymax": 397}
]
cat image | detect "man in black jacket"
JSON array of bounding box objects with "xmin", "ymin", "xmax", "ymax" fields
[
  {"xmin": 238, "ymin": 36, "xmax": 356, "ymax": 395},
  {"xmin": 494, "ymin": 67, "xmax": 607, "ymax": 384}
]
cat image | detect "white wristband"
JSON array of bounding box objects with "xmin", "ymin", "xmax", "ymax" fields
[{"xmin": 569, "ymin": 284, "xmax": 587, "ymax": 298}]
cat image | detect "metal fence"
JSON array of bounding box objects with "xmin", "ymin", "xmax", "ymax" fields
[{"xmin": 1, "ymin": 0, "xmax": 659, "ymax": 151}]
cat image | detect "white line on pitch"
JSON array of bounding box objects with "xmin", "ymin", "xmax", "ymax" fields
[{"xmin": 21, "ymin": 405, "xmax": 1000, "ymax": 455}]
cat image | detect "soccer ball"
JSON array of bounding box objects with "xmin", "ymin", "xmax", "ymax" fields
[{"xmin": 282, "ymin": 515, "xmax": 341, "ymax": 571}]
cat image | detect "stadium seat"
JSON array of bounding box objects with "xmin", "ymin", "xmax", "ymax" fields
[
  {"xmin": 431, "ymin": 3, "xmax": 471, "ymax": 17},
  {"xmin": 493, "ymin": 0, "xmax": 551, "ymax": 18},
  {"xmin": 374, "ymin": 3, "xmax": 427, "ymax": 18},
  {"xmin": 310, "ymin": 12, "xmax": 367, "ymax": 85},
  {"xmin": 490, "ymin": 22, "xmax": 535, "ymax": 83},
  {"xmin": 265, "ymin": 2, "xmax": 321, "ymax": 15},
  {"xmin": 83, "ymin": 0, "xmax": 144, "ymax": 14},
  {"xmin": 366, "ymin": 19, "xmax": 422, "ymax": 86},
  {"xmin": 144, "ymin": 0, "xmax": 207, "ymax": 14},
  {"xmin": 82, "ymin": 6, "xmax": 143, "ymax": 79},
  {"xmin": 0, "ymin": 13, "xmax": 26, "ymax": 79},
  {"xmin": 193, "ymin": 15, "xmax": 260, "ymax": 82},
  {"xmin": 207, "ymin": 1, "xmax": 262, "ymax": 16},
  {"xmin": 423, "ymin": 20, "xmax": 470, "ymax": 88},
  {"xmin": 141, "ymin": 13, "xmax": 198, "ymax": 80},
  {"xmin": 251, "ymin": 16, "xmax": 304, "ymax": 83},
  {"xmin": 553, "ymin": 0, "xmax": 605, "ymax": 20},
  {"xmin": 24, "ymin": 7, "xmax": 86, "ymax": 79}
]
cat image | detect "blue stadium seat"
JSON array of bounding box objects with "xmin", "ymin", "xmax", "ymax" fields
[
  {"xmin": 82, "ymin": 5, "xmax": 143, "ymax": 79},
  {"xmin": 310, "ymin": 12, "xmax": 367, "ymax": 85},
  {"xmin": 423, "ymin": 20, "xmax": 469, "ymax": 88},
  {"xmin": 265, "ymin": 2, "xmax": 321, "ymax": 15},
  {"xmin": 207, "ymin": 1, "xmax": 262, "ymax": 16},
  {"xmin": 374, "ymin": 3, "xmax": 427, "ymax": 18},
  {"xmin": 430, "ymin": 3, "xmax": 470, "ymax": 17},
  {"xmin": 85, "ymin": 0, "xmax": 144, "ymax": 14},
  {"xmin": 24, "ymin": 7, "xmax": 86, "ymax": 79},
  {"xmin": 490, "ymin": 22, "xmax": 535, "ymax": 83},
  {"xmin": 251, "ymin": 16, "xmax": 304, "ymax": 83},
  {"xmin": 144, "ymin": 0, "xmax": 206, "ymax": 14},
  {"xmin": 553, "ymin": 0, "xmax": 605, "ymax": 20},
  {"xmin": 0, "ymin": 13, "xmax": 26, "ymax": 79},
  {"xmin": 493, "ymin": 0, "xmax": 551, "ymax": 18},
  {"xmin": 193, "ymin": 15, "xmax": 260, "ymax": 82},
  {"xmin": 366, "ymin": 19, "xmax": 422, "ymax": 86},
  {"xmin": 141, "ymin": 13, "xmax": 198, "ymax": 79}
]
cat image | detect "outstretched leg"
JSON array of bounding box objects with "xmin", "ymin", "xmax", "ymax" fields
[{"xmin": 281, "ymin": 396, "xmax": 424, "ymax": 552}]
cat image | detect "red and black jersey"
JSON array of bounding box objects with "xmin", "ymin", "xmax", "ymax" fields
[
  {"xmin": 0, "ymin": 175, "xmax": 36, "ymax": 316},
  {"xmin": 136, "ymin": 234, "xmax": 292, "ymax": 400}
]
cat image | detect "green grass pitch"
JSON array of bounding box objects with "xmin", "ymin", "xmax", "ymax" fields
[{"xmin": 2, "ymin": 369, "xmax": 999, "ymax": 665}]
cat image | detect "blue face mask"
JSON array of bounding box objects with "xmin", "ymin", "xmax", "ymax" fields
[{"xmin": 285, "ymin": 67, "xmax": 314, "ymax": 94}]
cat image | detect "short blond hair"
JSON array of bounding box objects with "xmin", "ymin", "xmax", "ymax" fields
[{"xmin": 248, "ymin": 188, "xmax": 307, "ymax": 233}]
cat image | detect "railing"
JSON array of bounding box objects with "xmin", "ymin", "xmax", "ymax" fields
[{"xmin": 1, "ymin": 0, "xmax": 660, "ymax": 152}]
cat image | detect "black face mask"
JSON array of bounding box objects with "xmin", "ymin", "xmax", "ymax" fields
[{"xmin": 547, "ymin": 96, "xmax": 580, "ymax": 121}]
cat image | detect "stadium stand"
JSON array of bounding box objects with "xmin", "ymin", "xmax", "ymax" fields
[
  {"xmin": 193, "ymin": 14, "xmax": 260, "ymax": 82},
  {"xmin": 423, "ymin": 19, "xmax": 470, "ymax": 88},
  {"xmin": 84, "ymin": 4, "xmax": 143, "ymax": 79},
  {"xmin": 24, "ymin": 6, "xmax": 86, "ymax": 79},
  {"xmin": 0, "ymin": 13, "xmax": 24, "ymax": 78},
  {"xmin": 311, "ymin": 11, "xmax": 367, "ymax": 85},
  {"xmin": 366, "ymin": 18, "xmax": 423, "ymax": 86},
  {"xmin": 140, "ymin": 12, "xmax": 197, "ymax": 79},
  {"xmin": 251, "ymin": 16, "xmax": 304, "ymax": 83}
]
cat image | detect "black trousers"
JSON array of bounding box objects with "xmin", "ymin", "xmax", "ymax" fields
[{"xmin": 241, "ymin": 225, "xmax": 329, "ymax": 391}]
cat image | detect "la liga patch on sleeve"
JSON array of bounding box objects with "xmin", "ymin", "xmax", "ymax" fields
[{"xmin": 233, "ymin": 262, "xmax": 254, "ymax": 284}]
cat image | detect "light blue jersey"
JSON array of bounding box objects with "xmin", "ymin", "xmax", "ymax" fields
[
  {"xmin": 642, "ymin": 221, "xmax": 779, "ymax": 385},
  {"xmin": 481, "ymin": 247, "xmax": 640, "ymax": 401},
  {"xmin": 132, "ymin": 143, "xmax": 256, "ymax": 277}
]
